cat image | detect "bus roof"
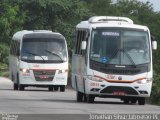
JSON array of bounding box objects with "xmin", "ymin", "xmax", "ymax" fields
[
  {"xmin": 12, "ymin": 30, "xmax": 64, "ymax": 41},
  {"xmin": 76, "ymin": 16, "xmax": 149, "ymax": 31}
]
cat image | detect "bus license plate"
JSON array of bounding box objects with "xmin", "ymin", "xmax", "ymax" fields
[
  {"xmin": 113, "ymin": 91, "xmax": 126, "ymax": 96},
  {"xmin": 39, "ymin": 76, "xmax": 49, "ymax": 79}
]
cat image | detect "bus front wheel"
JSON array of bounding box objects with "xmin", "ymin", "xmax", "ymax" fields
[
  {"xmin": 60, "ymin": 85, "xmax": 65, "ymax": 92},
  {"xmin": 138, "ymin": 97, "xmax": 145, "ymax": 105},
  {"xmin": 131, "ymin": 98, "xmax": 137, "ymax": 104},
  {"xmin": 86, "ymin": 94, "xmax": 95, "ymax": 103},
  {"xmin": 123, "ymin": 98, "xmax": 130, "ymax": 104},
  {"xmin": 54, "ymin": 86, "xmax": 59, "ymax": 91},
  {"xmin": 48, "ymin": 86, "xmax": 54, "ymax": 91}
]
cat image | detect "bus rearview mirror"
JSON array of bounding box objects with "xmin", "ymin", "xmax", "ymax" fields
[
  {"xmin": 152, "ymin": 41, "xmax": 157, "ymax": 50},
  {"xmin": 81, "ymin": 41, "xmax": 86, "ymax": 50}
]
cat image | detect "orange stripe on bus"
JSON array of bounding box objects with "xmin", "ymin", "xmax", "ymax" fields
[
  {"xmin": 94, "ymin": 75, "xmax": 146, "ymax": 83},
  {"xmin": 32, "ymin": 69, "xmax": 58, "ymax": 70}
]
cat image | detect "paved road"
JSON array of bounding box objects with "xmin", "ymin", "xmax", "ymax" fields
[{"xmin": 0, "ymin": 77, "xmax": 160, "ymax": 120}]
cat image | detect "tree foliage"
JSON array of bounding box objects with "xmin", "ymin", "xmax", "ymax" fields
[{"xmin": 0, "ymin": 2, "xmax": 26, "ymax": 44}]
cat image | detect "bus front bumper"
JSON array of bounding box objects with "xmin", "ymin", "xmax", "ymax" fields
[{"xmin": 84, "ymin": 79, "xmax": 152, "ymax": 98}]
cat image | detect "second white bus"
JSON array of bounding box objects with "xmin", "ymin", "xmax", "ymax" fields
[{"xmin": 9, "ymin": 30, "xmax": 68, "ymax": 92}]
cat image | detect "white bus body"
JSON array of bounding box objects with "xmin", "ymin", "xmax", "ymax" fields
[
  {"xmin": 71, "ymin": 16, "xmax": 155, "ymax": 105},
  {"xmin": 9, "ymin": 30, "xmax": 68, "ymax": 92}
]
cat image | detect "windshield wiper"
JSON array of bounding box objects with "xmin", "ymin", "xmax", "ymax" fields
[
  {"xmin": 122, "ymin": 48, "xmax": 136, "ymax": 68},
  {"xmin": 23, "ymin": 51, "xmax": 46, "ymax": 63},
  {"xmin": 106, "ymin": 48, "xmax": 120, "ymax": 66},
  {"xmin": 45, "ymin": 50, "xmax": 64, "ymax": 62},
  {"xmin": 106, "ymin": 48, "xmax": 136, "ymax": 68}
]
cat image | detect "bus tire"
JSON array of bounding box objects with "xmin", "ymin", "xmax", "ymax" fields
[
  {"xmin": 60, "ymin": 85, "xmax": 65, "ymax": 92},
  {"xmin": 131, "ymin": 98, "xmax": 137, "ymax": 104},
  {"xmin": 48, "ymin": 86, "xmax": 53, "ymax": 91},
  {"xmin": 19, "ymin": 85, "xmax": 25, "ymax": 91},
  {"xmin": 87, "ymin": 94, "xmax": 95, "ymax": 103},
  {"xmin": 84, "ymin": 94, "xmax": 87, "ymax": 102},
  {"xmin": 77, "ymin": 91, "xmax": 83, "ymax": 102},
  {"xmin": 138, "ymin": 97, "xmax": 145, "ymax": 105},
  {"xmin": 54, "ymin": 86, "xmax": 59, "ymax": 91},
  {"xmin": 12, "ymin": 74, "xmax": 18, "ymax": 90},
  {"xmin": 14, "ymin": 83, "xmax": 18, "ymax": 90},
  {"xmin": 123, "ymin": 98, "xmax": 130, "ymax": 104}
]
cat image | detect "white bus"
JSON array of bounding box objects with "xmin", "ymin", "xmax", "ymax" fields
[
  {"xmin": 9, "ymin": 30, "xmax": 68, "ymax": 92},
  {"xmin": 71, "ymin": 16, "xmax": 157, "ymax": 105}
]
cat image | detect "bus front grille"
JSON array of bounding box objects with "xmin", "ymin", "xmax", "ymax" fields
[
  {"xmin": 33, "ymin": 70, "xmax": 56, "ymax": 81},
  {"xmin": 100, "ymin": 68, "xmax": 140, "ymax": 75},
  {"xmin": 100, "ymin": 86, "xmax": 138, "ymax": 95}
]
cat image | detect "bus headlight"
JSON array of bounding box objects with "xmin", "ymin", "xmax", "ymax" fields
[
  {"xmin": 136, "ymin": 78, "xmax": 152, "ymax": 84},
  {"xmin": 63, "ymin": 57, "xmax": 67, "ymax": 62},
  {"xmin": 58, "ymin": 69, "xmax": 68, "ymax": 74},
  {"xmin": 87, "ymin": 76, "xmax": 103, "ymax": 82},
  {"xmin": 20, "ymin": 68, "xmax": 30, "ymax": 73}
]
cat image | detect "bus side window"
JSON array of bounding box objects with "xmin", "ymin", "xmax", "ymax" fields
[
  {"xmin": 10, "ymin": 40, "xmax": 20, "ymax": 57},
  {"xmin": 75, "ymin": 29, "xmax": 88, "ymax": 55},
  {"xmin": 75, "ymin": 30, "xmax": 82, "ymax": 55},
  {"xmin": 16, "ymin": 42, "xmax": 20, "ymax": 56},
  {"xmin": 14, "ymin": 41, "xmax": 18, "ymax": 57},
  {"xmin": 10, "ymin": 40, "xmax": 14, "ymax": 55},
  {"xmin": 12, "ymin": 40, "xmax": 15, "ymax": 56},
  {"xmin": 75, "ymin": 30, "xmax": 80, "ymax": 54}
]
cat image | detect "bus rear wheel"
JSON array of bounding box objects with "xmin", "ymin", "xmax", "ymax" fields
[
  {"xmin": 84, "ymin": 94, "xmax": 87, "ymax": 102},
  {"xmin": 77, "ymin": 91, "xmax": 83, "ymax": 102},
  {"xmin": 13, "ymin": 83, "xmax": 18, "ymax": 90},
  {"xmin": 19, "ymin": 85, "xmax": 25, "ymax": 91}
]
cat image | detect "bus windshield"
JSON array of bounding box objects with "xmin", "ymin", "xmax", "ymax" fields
[
  {"xmin": 90, "ymin": 29, "xmax": 150, "ymax": 66},
  {"xmin": 21, "ymin": 38, "xmax": 67, "ymax": 63}
]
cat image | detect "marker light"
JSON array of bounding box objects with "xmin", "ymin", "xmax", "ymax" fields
[
  {"xmin": 20, "ymin": 68, "xmax": 30, "ymax": 73},
  {"xmin": 58, "ymin": 69, "xmax": 68, "ymax": 74},
  {"xmin": 87, "ymin": 76, "xmax": 103, "ymax": 82},
  {"xmin": 136, "ymin": 78, "xmax": 152, "ymax": 84}
]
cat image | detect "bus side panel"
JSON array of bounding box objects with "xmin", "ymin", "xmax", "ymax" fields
[
  {"xmin": 9, "ymin": 55, "xmax": 19, "ymax": 83},
  {"xmin": 71, "ymin": 54, "xmax": 86, "ymax": 93}
]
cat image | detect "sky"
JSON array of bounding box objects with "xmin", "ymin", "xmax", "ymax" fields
[{"xmin": 138, "ymin": 0, "xmax": 160, "ymax": 11}]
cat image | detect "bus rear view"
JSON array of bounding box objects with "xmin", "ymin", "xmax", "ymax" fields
[
  {"xmin": 71, "ymin": 16, "xmax": 157, "ymax": 105},
  {"xmin": 9, "ymin": 30, "xmax": 68, "ymax": 92}
]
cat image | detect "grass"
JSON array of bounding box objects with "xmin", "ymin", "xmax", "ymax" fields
[
  {"xmin": 0, "ymin": 63, "xmax": 9, "ymax": 77},
  {"xmin": 0, "ymin": 71, "xmax": 9, "ymax": 77}
]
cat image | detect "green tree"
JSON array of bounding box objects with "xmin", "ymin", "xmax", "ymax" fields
[
  {"xmin": 0, "ymin": 43, "xmax": 9, "ymax": 64},
  {"xmin": 0, "ymin": 2, "xmax": 26, "ymax": 45},
  {"xmin": 13, "ymin": 0, "xmax": 93, "ymax": 51},
  {"xmin": 85, "ymin": 0, "xmax": 112, "ymax": 15}
]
